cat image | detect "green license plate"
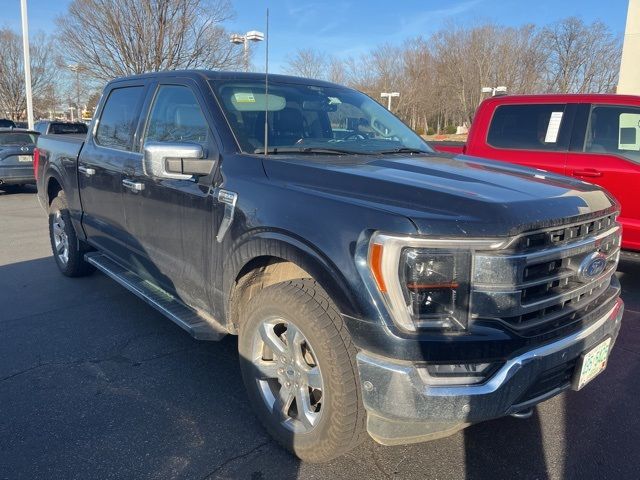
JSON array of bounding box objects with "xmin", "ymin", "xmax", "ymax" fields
[{"xmin": 573, "ymin": 338, "xmax": 611, "ymax": 390}]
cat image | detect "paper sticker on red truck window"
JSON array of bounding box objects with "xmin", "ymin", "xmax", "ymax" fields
[{"xmin": 544, "ymin": 111, "xmax": 564, "ymax": 143}]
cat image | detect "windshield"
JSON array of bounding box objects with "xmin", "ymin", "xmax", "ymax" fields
[
  {"xmin": 211, "ymin": 80, "xmax": 432, "ymax": 155},
  {"xmin": 0, "ymin": 132, "xmax": 37, "ymax": 146}
]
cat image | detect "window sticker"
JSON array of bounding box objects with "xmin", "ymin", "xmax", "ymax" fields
[
  {"xmin": 619, "ymin": 113, "xmax": 640, "ymax": 151},
  {"xmin": 234, "ymin": 92, "xmax": 256, "ymax": 103},
  {"xmin": 544, "ymin": 111, "xmax": 564, "ymax": 143}
]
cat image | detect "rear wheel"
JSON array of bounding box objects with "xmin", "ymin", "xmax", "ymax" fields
[
  {"xmin": 238, "ymin": 279, "xmax": 366, "ymax": 462},
  {"xmin": 48, "ymin": 192, "xmax": 95, "ymax": 277}
]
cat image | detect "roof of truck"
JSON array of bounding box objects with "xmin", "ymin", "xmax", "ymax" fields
[
  {"xmin": 481, "ymin": 93, "xmax": 640, "ymax": 106},
  {"xmin": 108, "ymin": 70, "xmax": 343, "ymax": 88}
]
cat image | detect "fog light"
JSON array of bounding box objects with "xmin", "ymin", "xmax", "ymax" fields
[{"xmin": 419, "ymin": 362, "xmax": 498, "ymax": 385}]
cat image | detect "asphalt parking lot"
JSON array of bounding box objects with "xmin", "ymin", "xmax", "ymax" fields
[{"xmin": 1, "ymin": 186, "xmax": 639, "ymax": 480}]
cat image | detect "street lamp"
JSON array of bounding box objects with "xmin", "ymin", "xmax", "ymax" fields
[
  {"xmin": 68, "ymin": 64, "xmax": 85, "ymax": 121},
  {"xmin": 20, "ymin": 0, "xmax": 34, "ymax": 129},
  {"xmin": 380, "ymin": 92, "xmax": 400, "ymax": 111},
  {"xmin": 481, "ymin": 86, "xmax": 507, "ymax": 97},
  {"xmin": 230, "ymin": 30, "xmax": 265, "ymax": 72}
]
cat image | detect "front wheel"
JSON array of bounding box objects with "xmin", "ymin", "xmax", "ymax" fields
[
  {"xmin": 238, "ymin": 279, "xmax": 366, "ymax": 462},
  {"xmin": 48, "ymin": 192, "xmax": 95, "ymax": 277}
]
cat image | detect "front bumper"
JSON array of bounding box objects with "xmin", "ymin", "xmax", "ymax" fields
[{"xmin": 356, "ymin": 298, "xmax": 624, "ymax": 445}]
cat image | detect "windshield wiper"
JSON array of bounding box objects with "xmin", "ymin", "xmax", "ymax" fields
[
  {"xmin": 374, "ymin": 147, "xmax": 431, "ymax": 155},
  {"xmin": 253, "ymin": 146, "xmax": 364, "ymax": 155}
]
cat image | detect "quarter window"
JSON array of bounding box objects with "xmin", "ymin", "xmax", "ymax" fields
[
  {"xmin": 487, "ymin": 104, "xmax": 567, "ymax": 151},
  {"xmin": 95, "ymin": 86, "xmax": 144, "ymax": 151},
  {"xmin": 144, "ymin": 85, "xmax": 208, "ymax": 146},
  {"xmin": 585, "ymin": 105, "xmax": 640, "ymax": 164}
]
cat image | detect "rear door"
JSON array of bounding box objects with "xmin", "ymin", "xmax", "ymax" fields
[
  {"xmin": 121, "ymin": 80, "xmax": 221, "ymax": 312},
  {"xmin": 566, "ymin": 103, "xmax": 640, "ymax": 251},
  {"xmin": 78, "ymin": 83, "xmax": 146, "ymax": 263},
  {"xmin": 470, "ymin": 102, "xmax": 573, "ymax": 176}
]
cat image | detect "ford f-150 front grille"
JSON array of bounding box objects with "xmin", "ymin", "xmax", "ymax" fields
[{"xmin": 472, "ymin": 213, "xmax": 621, "ymax": 336}]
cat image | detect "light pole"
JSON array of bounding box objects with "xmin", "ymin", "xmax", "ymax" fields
[
  {"xmin": 380, "ymin": 92, "xmax": 400, "ymax": 111},
  {"xmin": 230, "ymin": 31, "xmax": 265, "ymax": 72},
  {"xmin": 481, "ymin": 86, "xmax": 507, "ymax": 97},
  {"xmin": 68, "ymin": 64, "xmax": 84, "ymax": 121},
  {"xmin": 20, "ymin": 0, "xmax": 34, "ymax": 129}
]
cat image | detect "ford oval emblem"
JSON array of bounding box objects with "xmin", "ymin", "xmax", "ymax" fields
[{"xmin": 577, "ymin": 252, "xmax": 608, "ymax": 283}]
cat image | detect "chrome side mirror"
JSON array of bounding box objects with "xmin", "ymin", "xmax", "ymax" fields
[{"xmin": 143, "ymin": 142, "xmax": 213, "ymax": 180}]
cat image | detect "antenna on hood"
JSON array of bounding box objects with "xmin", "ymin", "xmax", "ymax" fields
[{"xmin": 263, "ymin": 8, "xmax": 270, "ymax": 156}]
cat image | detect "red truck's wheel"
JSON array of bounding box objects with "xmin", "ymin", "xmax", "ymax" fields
[
  {"xmin": 48, "ymin": 192, "xmax": 95, "ymax": 277},
  {"xmin": 238, "ymin": 279, "xmax": 367, "ymax": 462}
]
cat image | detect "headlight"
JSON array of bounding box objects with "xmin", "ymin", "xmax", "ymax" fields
[
  {"xmin": 367, "ymin": 233, "xmax": 505, "ymax": 332},
  {"xmin": 400, "ymin": 249, "xmax": 471, "ymax": 330}
]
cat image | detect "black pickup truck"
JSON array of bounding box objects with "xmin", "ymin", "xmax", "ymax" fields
[{"xmin": 35, "ymin": 70, "xmax": 624, "ymax": 462}]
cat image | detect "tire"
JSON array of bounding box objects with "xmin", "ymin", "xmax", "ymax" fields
[
  {"xmin": 48, "ymin": 192, "xmax": 95, "ymax": 277},
  {"xmin": 238, "ymin": 279, "xmax": 367, "ymax": 462}
]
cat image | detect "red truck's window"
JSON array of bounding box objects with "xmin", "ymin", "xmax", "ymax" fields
[
  {"xmin": 585, "ymin": 105, "xmax": 640, "ymax": 164},
  {"xmin": 487, "ymin": 104, "xmax": 567, "ymax": 151},
  {"xmin": 95, "ymin": 86, "xmax": 144, "ymax": 151}
]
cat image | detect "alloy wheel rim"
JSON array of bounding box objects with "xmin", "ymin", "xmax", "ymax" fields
[
  {"xmin": 52, "ymin": 211, "xmax": 69, "ymax": 265},
  {"xmin": 251, "ymin": 316, "xmax": 324, "ymax": 433}
]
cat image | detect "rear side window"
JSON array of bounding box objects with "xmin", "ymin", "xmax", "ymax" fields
[
  {"xmin": 487, "ymin": 104, "xmax": 567, "ymax": 151},
  {"xmin": 0, "ymin": 119, "xmax": 16, "ymax": 128},
  {"xmin": 95, "ymin": 86, "xmax": 144, "ymax": 151},
  {"xmin": 585, "ymin": 105, "xmax": 640, "ymax": 164}
]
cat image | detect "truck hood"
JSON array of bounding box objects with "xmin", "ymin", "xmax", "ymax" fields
[{"xmin": 261, "ymin": 153, "xmax": 617, "ymax": 237}]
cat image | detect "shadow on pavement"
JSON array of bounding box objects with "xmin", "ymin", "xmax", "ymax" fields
[
  {"xmin": 561, "ymin": 259, "xmax": 640, "ymax": 479},
  {"xmin": 0, "ymin": 257, "xmax": 302, "ymax": 479}
]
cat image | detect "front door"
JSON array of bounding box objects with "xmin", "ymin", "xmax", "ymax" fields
[
  {"xmin": 566, "ymin": 103, "xmax": 640, "ymax": 251},
  {"xmin": 122, "ymin": 81, "xmax": 221, "ymax": 312},
  {"xmin": 79, "ymin": 84, "xmax": 146, "ymax": 263}
]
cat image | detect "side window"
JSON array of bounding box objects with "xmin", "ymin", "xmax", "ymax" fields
[
  {"xmin": 585, "ymin": 105, "xmax": 640, "ymax": 164},
  {"xmin": 95, "ymin": 86, "xmax": 144, "ymax": 151},
  {"xmin": 143, "ymin": 85, "xmax": 208, "ymax": 146},
  {"xmin": 487, "ymin": 104, "xmax": 567, "ymax": 151}
]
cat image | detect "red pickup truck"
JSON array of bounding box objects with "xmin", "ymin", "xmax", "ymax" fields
[{"xmin": 430, "ymin": 94, "xmax": 640, "ymax": 253}]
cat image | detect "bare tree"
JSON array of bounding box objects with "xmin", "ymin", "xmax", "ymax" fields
[
  {"xmin": 285, "ymin": 49, "xmax": 330, "ymax": 79},
  {"xmin": 56, "ymin": 0, "xmax": 244, "ymax": 81},
  {"xmin": 281, "ymin": 17, "xmax": 621, "ymax": 134},
  {"xmin": 0, "ymin": 29, "xmax": 57, "ymax": 120},
  {"xmin": 542, "ymin": 17, "xmax": 621, "ymax": 93}
]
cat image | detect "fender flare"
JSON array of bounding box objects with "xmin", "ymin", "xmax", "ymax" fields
[
  {"xmin": 223, "ymin": 229, "xmax": 364, "ymax": 321},
  {"xmin": 44, "ymin": 165, "xmax": 65, "ymax": 204}
]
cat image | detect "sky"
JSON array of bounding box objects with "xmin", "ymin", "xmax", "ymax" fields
[{"xmin": 1, "ymin": 0, "xmax": 632, "ymax": 73}]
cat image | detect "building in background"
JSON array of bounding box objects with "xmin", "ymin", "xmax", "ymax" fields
[{"xmin": 618, "ymin": 0, "xmax": 640, "ymax": 94}]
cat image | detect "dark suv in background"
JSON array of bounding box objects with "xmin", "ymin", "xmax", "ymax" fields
[{"xmin": 0, "ymin": 129, "xmax": 39, "ymax": 187}]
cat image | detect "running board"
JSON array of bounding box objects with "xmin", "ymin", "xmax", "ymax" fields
[{"xmin": 85, "ymin": 252, "xmax": 227, "ymax": 341}]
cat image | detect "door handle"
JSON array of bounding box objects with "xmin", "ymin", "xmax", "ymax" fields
[
  {"xmin": 78, "ymin": 166, "xmax": 96, "ymax": 177},
  {"xmin": 573, "ymin": 169, "xmax": 602, "ymax": 178},
  {"xmin": 122, "ymin": 179, "xmax": 144, "ymax": 192}
]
